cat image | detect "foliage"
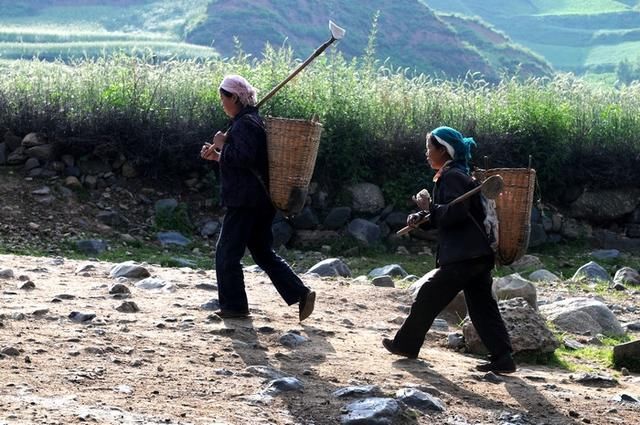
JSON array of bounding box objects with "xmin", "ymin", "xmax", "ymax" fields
[
  {"xmin": 424, "ymin": 0, "xmax": 640, "ymax": 78},
  {"xmin": 616, "ymin": 58, "xmax": 640, "ymax": 85},
  {"xmin": 1, "ymin": 50, "xmax": 640, "ymax": 207},
  {"xmin": 154, "ymin": 202, "xmax": 195, "ymax": 235}
]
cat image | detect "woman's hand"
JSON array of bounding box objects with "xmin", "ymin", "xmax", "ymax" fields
[
  {"xmin": 412, "ymin": 189, "xmax": 431, "ymax": 211},
  {"xmin": 407, "ymin": 213, "xmax": 423, "ymax": 227},
  {"xmin": 200, "ymin": 143, "xmax": 220, "ymax": 162},
  {"xmin": 212, "ymin": 131, "xmax": 227, "ymax": 151}
]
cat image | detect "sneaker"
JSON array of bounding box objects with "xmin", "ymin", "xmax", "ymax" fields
[
  {"xmin": 382, "ymin": 338, "xmax": 418, "ymax": 359},
  {"xmin": 214, "ymin": 309, "xmax": 250, "ymax": 319},
  {"xmin": 476, "ymin": 353, "xmax": 516, "ymax": 374},
  {"xmin": 299, "ymin": 291, "xmax": 316, "ymax": 321}
]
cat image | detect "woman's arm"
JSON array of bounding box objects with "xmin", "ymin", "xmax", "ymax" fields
[
  {"xmin": 219, "ymin": 117, "xmax": 263, "ymax": 167},
  {"xmin": 429, "ymin": 171, "xmax": 474, "ymax": 228}
]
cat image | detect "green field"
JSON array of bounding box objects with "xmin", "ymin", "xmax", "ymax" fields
[
  {"xmin": 424, "ymin": 0, "xmax": 640, "ymax": 75},
  {"xmin": 0, "ymin": 0, "xmax": 215, "ymax": 62},
  {"xmin": 0, "ymin": 26, "xmax": 173, "ymax": 43},
  {"xmin": 0, "ymin": 39, "xmax": 218, "ymax": 61},
  {"xmin": 531, "ymin": 0, "xmax": 633, "ymax": 15},
  {"xmin": 527, "ymin": 40, "xmax": 640, "ymax": 70}
]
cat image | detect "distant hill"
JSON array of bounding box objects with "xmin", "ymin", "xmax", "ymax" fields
[
  {"xmin": 185, "ymin": 0, "xmax": 553, "ymax": 81},
  {"xmin": 423, "ymin": 0, "xmax": 640, "ymax": 76},
  {"xmin": 0, "ymin": 0, "xmax": 553, "ymax": 81}
]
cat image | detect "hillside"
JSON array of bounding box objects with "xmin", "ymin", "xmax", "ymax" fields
[
  {"xmin": 0, "ymin": 0, "xmax": 215, "ymax": 61},
  {"xmin": 0, "ymin": 0, "xmax": 553, "ymax": 81},
  {"xmin": 186, "ymin": 0, "xmax": 553, "ymax": 80},
  {"xmin": 423, "ymin": 0, "xmax": 640, "ymax": 76}
]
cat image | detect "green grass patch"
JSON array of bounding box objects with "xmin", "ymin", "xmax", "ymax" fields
[
  {"xmin": 514, "ymin": 351, "xmax": 571, "ymax": 369},
  {"xmin": 0, "ymin": 27, "xmax": 174, "ymax": 43},
  {"xmin": 554, "ymin": 335, "xmax": 632, "ymax": 372},
  {"xmin": 0, "ymin": 41, "xmax": 217, "ymax": 61},
  {"xmin": 97, "ymin": 243, "xmax": 213, "ymax": 270},
  {"xmin": 154, "ymin": 202, "xmax": 196, "ymax": 235},
  {"xmin": 529, "ymin": 239, "xmax": 640, "ymax": 280},
  {"xmin": 531, "ymin": 0, "xmax": 631, "ymax": 15}
]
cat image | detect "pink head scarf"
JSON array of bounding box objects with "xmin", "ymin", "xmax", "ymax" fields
[{"xmin": 219, "ymin": 75, "xmax": 258, "ymax": 107}]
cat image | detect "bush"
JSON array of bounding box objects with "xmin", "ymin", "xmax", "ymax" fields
[{"xmin": 1, "ymin": 50, "xmax": 639, "ymax": 207}]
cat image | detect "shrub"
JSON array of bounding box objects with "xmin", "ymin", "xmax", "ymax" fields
[{"xmin": 1, "ymin": 50, "xmax": 639, "ymax": 207}]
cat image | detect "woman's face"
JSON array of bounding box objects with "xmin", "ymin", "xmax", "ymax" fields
[
  {"xmin": 220, "ymin": 92, "xmax": 241, "ymax": 118},
  {"xmin": 426, "ymin": 136, "xmax": 449, "ymax": 170}
]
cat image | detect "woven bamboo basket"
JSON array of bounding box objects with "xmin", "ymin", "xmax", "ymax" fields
[
  {"xmin": 265, "ymin": 117, "xmax": 323, "ymax": 216},
  {"xmin": 474, "ymin": 168, "xmax": 536, "ymax": 265}
]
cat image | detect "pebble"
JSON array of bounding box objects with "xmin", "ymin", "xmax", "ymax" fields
[{"xmin": 68, "ymin": 311, "xmax": 96, "ymax": 323}]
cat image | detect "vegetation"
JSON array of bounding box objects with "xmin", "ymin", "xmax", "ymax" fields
[
  {"xmin": 616, "ymin": 57, "xmax": 640, "ymax": 85},
  {"xmin": 0, "ymin": 1, "xmax": 215, "ymax": 61},
  {"xmin": 555, "ymin": 334, "xmax": 632, "ymax": 372},
  {"xmin": 185, "ymin": 0, "xmax": 552, "ymax": 81},
  {"xmin": 425, "ymin": 0, "xmax": 640, "ymax": 78},
  {"xmin": 154, "ymin": 202, "xmax": 195, "ymax": 235},
  {"xmin": 2, "ymin": 49, "xmax": 640, "ymax": 206},
  {"xmin": 0, "ymin": 40, "xmax": 217, "ymax": 62},
  {"xmin": 0, "ymin": 0, "xmax": 552, "ymax": 81},
  {"xmin": 3, "ymin": 1, "xmax": 639, "ymax": 82}
]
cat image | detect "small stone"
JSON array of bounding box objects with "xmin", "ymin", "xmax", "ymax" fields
[
  {"xmin": 1, "ymin": 346, "xmax": 20, "ymax": 356},
  {"xmin": 68, "ymin": 311, "xmax": 96, "ymax": 323},
  {"xmin": 116, "ymin": 301, "xmax": 140, "ymax": 313},
  {"xmin": 18, "ymin": 281, "xmax": 36, "ymax": 290},
  {"xmin": 109, "ymin": 283, "xmax": 131, "ymax": 295}
]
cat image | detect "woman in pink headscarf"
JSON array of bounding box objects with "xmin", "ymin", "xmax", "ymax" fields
[{"xmin": 200, "ymin": 75, "xmax": 315, "ymax": 321}]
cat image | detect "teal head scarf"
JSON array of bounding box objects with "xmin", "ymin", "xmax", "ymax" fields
[{"xmin": 431, "ymin": 126, "xmax": 476, "ymax": 174}]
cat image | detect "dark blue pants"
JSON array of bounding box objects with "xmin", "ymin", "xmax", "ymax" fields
[
  {"xmin": 393, "ymin": 255, "xmax": 512, "ymax": 358},
  {"xmin": 215, "ymin": 204, "xmax": 308, "ymax": 312}
]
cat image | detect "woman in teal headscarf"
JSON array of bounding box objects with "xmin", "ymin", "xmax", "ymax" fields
[{"xmin": 382, "ymin": 126, "xmax": 515, "ymax": 373}]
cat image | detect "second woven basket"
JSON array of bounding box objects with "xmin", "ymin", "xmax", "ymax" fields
[
  {"xmin": 265, "ymin": 117, "xmax": 323, "ymax": 216},
  {"xmin": 474, "ymin": 168, "xmax": 537, "ymax": 265}
]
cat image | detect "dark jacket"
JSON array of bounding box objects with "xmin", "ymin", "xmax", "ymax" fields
[
  {"xmin": 218, "ymin": 106, "xmax": 270, "ymax": 208},
  {"xmin": 424, "ymin": 165, "xmax": 493, "ymax": 266}
]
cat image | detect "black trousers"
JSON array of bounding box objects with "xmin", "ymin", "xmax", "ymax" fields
[
  {"xmin": 392, "ymin": 255, "xmax": 512, "ymax": 358},
  {"xmin": 215, "ymin": 204, "xmax": 309, "ymax": 312}
]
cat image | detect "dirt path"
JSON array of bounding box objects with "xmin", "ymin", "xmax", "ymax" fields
[{"xmin": 1, "ymin": 253, "xmax": 639, "ymax": 424}]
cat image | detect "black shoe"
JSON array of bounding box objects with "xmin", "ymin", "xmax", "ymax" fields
[
  {"xmin": 382, "ymin": 338, "xmax": 418, "ymax": 359},
  {"xmin": 299, "ymin": 291, "xmax": 316, "ymax": 321},
  {"xmin": 476, "ymin": 353, "xmax": 516, "ymax": 374},
  {"xmin": 214, "ymin": 309, "xmax": 250, "ymax": 319}
]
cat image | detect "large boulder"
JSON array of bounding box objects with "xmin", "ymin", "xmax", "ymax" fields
[
  {"xmin": 21, "ymin": 132, "xmax": 47, "ymax": 148},
  {"xmin": 346, "ymin": 183, "xmax": 385, "ymax": 214},
  {"xmin": 572, "ymin": 261, "xmax": 611, "ymax": 284},
  {"xmin": 613, "ymin": 340, "xmax": 640, "ymax": 372},
  {"xmin": 368, "ymin": 264, "xmax": 408, "ymax": 279},
  {"xmin": 463, "ymin": 297, "xmax": 559, "ymax": 355},
  {"xmin": 614, "ymin": 267, "xmax": 640, "ymax": 287},
  {"xmin": 493, "ymin": 273, "xmax": 537, "ymax": 310},
  {"xmin": 3, "ymin": 130, "xmax": 22, "ymax": 151},
  {"xmin": 289, "ymin": 207, "xmax": 319, "ymax": 230},
  {"xmin": 569, "ymin": 188, "xmax": 640, "ymax": 222},
  {"xmin": 306, "ymin": 258, "xmax": 351, "ymax": 278},
  {"xmin": 539, "ymin": 297, "xmax": 625, "ymax": 336},
  {"xmin": 323, "ymin": 207, "xmax": 351, "ymax": 230},
  {"xmin": 347, "ymin": 219, "xmax": 381, "ymax": 246}
]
